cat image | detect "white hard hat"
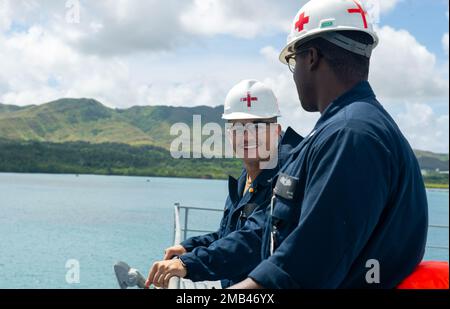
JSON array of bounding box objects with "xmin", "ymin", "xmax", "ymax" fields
[
  {"xmin": 280, "ymin": 0, "xmax": 379, "ymax": 64},
  {"xmin": 222, "ymin": 80, "xmax": 281, "ymax": 121}
]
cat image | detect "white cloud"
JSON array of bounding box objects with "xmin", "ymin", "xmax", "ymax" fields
[
  {"xmin": 0, "ymin": 0, "xmax": 194, "ymax": 56},
  {"xmin": 259, "ymin": 45, "xmax": 284, "ymax": 73},
  {"xmin": 136, "ymin": 80, "xmax": 228, "ymax": 108},
  {"xmin": 180, "ymin": 0, "xmax": 305, "ymax": 39},
  {"xmin": 379, "ymin": 0, "xmax": 402, "ymax": 14},
  {"xmin": 371, "ymin": 26, "xmax": 449, "ymax": 101},
  {"xmin": 0, "ymin": 25, "xmax": 138, "ymax": 107},
  {"xmin": 0, "ymin": 0, "xmax": 13, "ymax": 31},
  {"xmin": 180, "ymin": 0, "xmax": 401, "ymax": 40},
  {"xmin": 443, "ymin": 33, "xmax": 449, "ymax": 56},
  {"xmin": 1, "ymin": 0, "xmax": 299, "ymax": 56},
  {"xmin": 0, "ymin": 22, "xmax": 262, "ymax": 108},
  {"xmin": 0, "ymin": 0, "xmax": 404, "ymax": 57},
  {"xmin": 65, "ymin": 0, "xmax": 195, "ymax": 56},
  {"xmin": 396, "ymin": 103, "xmax": 449, "ymax": 154},
  {"xmin": 0, "ymin": 1, "xmax": 47, "ymax": 34},
  {"xmin": 444, "ymin": 8, "xmax": 449, "ymax": 57}
]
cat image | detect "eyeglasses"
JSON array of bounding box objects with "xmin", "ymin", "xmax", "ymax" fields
[
  {"xmin": 227, "ymin": 122, "xmax": 276, "ymax": 135},
  {"xmin": 285, "ymin": 48, "xmax": 311, "ymax": 73}
]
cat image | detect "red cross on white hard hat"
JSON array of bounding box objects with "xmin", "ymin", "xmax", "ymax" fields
[
  {"xmin": 222, "ymin": 80, "xmax": 281, "ymax": 121},
  {"xmin": 280, "ymin": 0, "xmax": 379, "ymax": 64}
]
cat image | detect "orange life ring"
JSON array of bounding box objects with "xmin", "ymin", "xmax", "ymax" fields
[{"xmin": 398, "ymin": 261, "xmax": 449, "ymax": 289}]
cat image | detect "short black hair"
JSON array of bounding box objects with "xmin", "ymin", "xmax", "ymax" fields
[{"xmin": 296, "ymin": 31, "xmax": 374, "ymax": 83}]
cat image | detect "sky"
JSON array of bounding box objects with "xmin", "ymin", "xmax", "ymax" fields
[{"xmin": 0, "ymin": 0, "xmax": 448, "ymax": 153}]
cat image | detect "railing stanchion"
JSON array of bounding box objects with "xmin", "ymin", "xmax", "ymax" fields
[{"xmin": 184, "ymin": 208, "xmax": 189, "ymax": 241}]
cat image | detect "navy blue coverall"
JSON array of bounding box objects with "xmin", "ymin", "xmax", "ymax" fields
[
  {"xmin": 180, "ymin": 128, "xmax": 304, "ymax": 286},
  {"xmin": 248, "ymin": 81, "xmax": 429, "ymax": 289}
]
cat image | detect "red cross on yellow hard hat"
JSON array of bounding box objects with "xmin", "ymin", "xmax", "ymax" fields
[
  {"xmin": 222, "ymin": 80, "xmax": 282, "ymax": 121},
  {"xmin": 280, "ymin": 0, "xmax": 379, "ymax": 64}
]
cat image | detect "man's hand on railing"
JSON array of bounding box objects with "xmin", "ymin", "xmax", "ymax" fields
[
  {"xmin": 145, "ymin": 258, "xmax": 187, "ymax": 289},
  {"xmin": 163, "ymin": 245, "xmax": 187, "ymax": 260}
]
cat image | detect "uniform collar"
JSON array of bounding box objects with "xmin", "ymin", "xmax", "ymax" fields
[
  {"xmin": 228, "ymin": 172, "xmax": 245, "ymax": 205},
  {"xmin": 228, "ymin": 167, "xmax": 277, "ymax": 205},
  {"xmin": 314, "ymin": 81, "xmax": 376, "ymax": 130},
  {"xmin": 279, "ymin": 127, "xmax": 304, "ymax": 164}
]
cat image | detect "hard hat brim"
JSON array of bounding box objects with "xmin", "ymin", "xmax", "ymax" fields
[
  {"xmin": 222, "ymin": 112, "xmax": 282, "ymax": 121},
  {"xmin": 279, "ymin": 27, "xmax": 379, "ymax": 65}
]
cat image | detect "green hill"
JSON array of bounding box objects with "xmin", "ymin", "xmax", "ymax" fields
[
  {"xmin": 1, "ymin": 99, "xmax": 151, "ymax": 146},
  {"xmin": 0, "ymin": 99, "xmax": 238, "ymax": 179},
  {"xmin": 0, "ymin": 103, "xmax": 31, "ymax": 113},
  {"xmin": 0, "ymin": 99, "xmax": 225, "ymax": 148},
  {"xmin": 117, "ymin": 105, "xmax": 224, "ymax": 149},
  {"xmin": 414, "ymin": 150, "xmax": 449, "ymax": 171},
  {"xmin": 0, "ymin": 99, "xmax": 448, "ymax": 186}
]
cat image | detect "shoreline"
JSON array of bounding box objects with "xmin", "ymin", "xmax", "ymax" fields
[
  {"xmin": 0, "ymin": 171, "xmax": 448, "ymax": 190},
  {"xmin": 425, "ymin": 184, "xmax": 450, "ymax": 190},
  {"xmin": 0, "ymin": 171, "xmax": 230, "ymax": 182}
]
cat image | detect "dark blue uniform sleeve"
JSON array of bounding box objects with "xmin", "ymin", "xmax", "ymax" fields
[
  {"xmin": 249, "ymin": 127, "xmax": 392, "ymax": 288},
  {"xmin": 180, "ymin": 231, "xmax": 220, "ymax": 252},
  {"xmin": 180, "ymin": 207, "xmax": 266, "ymax": 282}
]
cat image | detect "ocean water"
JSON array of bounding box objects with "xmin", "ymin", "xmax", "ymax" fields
[{"xmin": 0, "ymin": 173, "xmax": 448, "ymax": 289}]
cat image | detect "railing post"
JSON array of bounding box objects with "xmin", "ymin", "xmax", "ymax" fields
[
  {"xmin": 174, "ymin": 203, "xmax": 180, "ymax": 245},
  {"xmin": 169, "ymin": 203, "xmax": 182, "ymax": 289},
  {"xmin": 184, "ymin": 208, "xmax": 189, "ymax": 241}
]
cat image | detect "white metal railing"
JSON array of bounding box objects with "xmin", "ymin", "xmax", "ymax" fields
[
  {"xmin": 168, "ymin": 203, "xmax": 223, "ymax": 289},
  {"xmin": 173, "ymin": 203, "xmax": 183, "ymax": 245},
  {"xmin": 168, "ymin": 203, "xmax": 449, "ymax": 288},
  {"xmin": 173, "ymin": 203, "xmax": 224, "ymax": 243},
  {"xmin": 168, "ymin": 205, "xmax": 182, "ymax": 289},
  {"xmin": 171, "ymin": 203, "xmax": 449, "ymax": 252}
]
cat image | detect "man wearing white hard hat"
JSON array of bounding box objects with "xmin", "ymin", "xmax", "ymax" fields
[
  {"xmin": 145, "ymin": 80, "xmax": 304, "ymax": 289},
  {"xmin": 231, "ymin": 0, "xmax": 428, "ymax": 289}
]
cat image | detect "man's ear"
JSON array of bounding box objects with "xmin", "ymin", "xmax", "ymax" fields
[
  {"xmin": 308, "ymin": 47, "xmax": 321, "ymax": 71},
  {"xmin": 277, "ymin": 124, "xmax": 282, "ymax": 136}
]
